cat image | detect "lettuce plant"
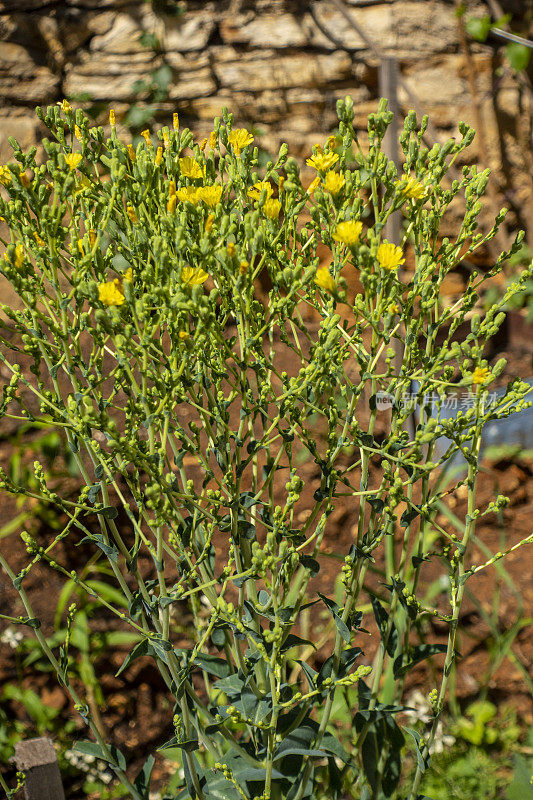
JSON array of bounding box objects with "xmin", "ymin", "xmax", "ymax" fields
[{"xmin": 0, "ymin": 97, "xmax": 531, "ymax": 800}]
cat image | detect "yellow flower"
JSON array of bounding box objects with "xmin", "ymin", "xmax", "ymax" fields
[
  {"xmin": 163, "ymin": 130, "xmax": 170, "ymax": 149},
  {"xmin": 14, "ymin": 244, "xmax": 24, "ymax": 268},
  {"xmin": 74, "ymin": 125, "xmax": 83, "ymax": 142},
  {"xmin": 227, "ymin": 242, "xmax": 235, "ymax": 257},
  {"xmin": 396, "ymin": 176, "xmax": 426, "ymax": 200},
  {"xmin": 314, "ymin": 266, "xmax": 336, "ymax": 294},
  {"xmin": 88, "ymin": 229, "xmax": 97, "ymax": 248},
  {"xmin": 34, "ymin": 232, "xmax": 45, "ymax": 247},
  {"xmin": 306, "ymin": 152, "xmax": 339, "ymax": 172},
  {"xmin": 20, "ymin": 171, "xmax": 30, "ymax": 188},
  {"xmin": 65, "ymin": 153, "xmax": 82, "ymax": 171},
  {"xmin": 176, "ymin": 186, "xmax": 200, "ymax": 205},
  {"xmin": 74, "ymin": 175, "xmax": 91, "ymax": 195},
  {"xmin": 78, "ymin": 238, "xmax": 84, "ymax": 255},
  {"xmin": 248, "ymin": 181, "xmax": 273, "ymax": 201},
  {"xmin": 123, "ymin": 267, "xmax": 133, "ymax": 283},
  {"xmin": 209, "ymin": 130, "xmax": 217, "ymax": 149},
  {"xmin": 278, "ymin": 176, "xmax": 285, "ymax": 193},
  {"xmin": 472, "ymin": 366, "xmax": 490, "ymax": 385},
  {"xmin": 155, "ymin": 147, "xmax": 163, "ymax": 166},
  {"xmin": 323, "ymin": 171, "xmax": 345, "ymax": 196},
  {"xmin": 109, "ymin": 109, "xmax": 116, "ymax": 127},
  {"xmin": 377, "ymin": 242, "xmax": 405, "ymax": 271},
  {"xmin": 167, "ymin": 195, "xmax": 177, "ymax": 213},
  {"xmin": 239, "ymin": 260, "xmax": 249, "ymax": 275},
  {"xmin": 127, "ymin": 144, "xmax": 136, "ymax": 161},
  {"xmin": 227, "ymin": 128, "xmax": 254, "ymax": 156},
  {"xmin": 326, "ymin": 135, "xmax": 338, "ymax": 151},
  {"xmin": 181, "ymin": 266, "xmax": 209, "ymax": 286},
  {"xmin": 173, "ymin": 112, "xmax": 180, "ymax": 131},
  {"xmin": 199, "ymin": 138, "xmax": 208, "ymax": 151},
  {"xmin": 307, "ymin": 176, "xmax": 321, "ymax": 195},
  {"xmin": 387, "ymin": 302, "xmax": 400, "ymax": 314},
  {"xmin": 60, "ymin": 99, "xmax": 71, "ymax": 114},
  {"xmin": 179, "ymin": 156, "xmax": 205, "ymax": 179},
  {"xmin": 333, "ymin": 220, "xmax": 363, "ymax": 246},
  {"xmin": 205, "ymin": 213, "xmax": 215, "ymax": 233},
  {"xmin": 126, "ymin": 205, "xmax": 139, "ymax": 224},
  {"xmin": 168, "ymin": 180, "xmax": 176, "ymax": 197},
  {"xmin": 0, "ymin": 166, "xmax": 13, "ymax": 187},
  {"xmin": 263, "ymin": 198, "xmax": 281, "ymax": 220},
  {"xmin": 198, "ymin": 184, "xmax": 223, "ymax": 207},
  {"xmin": 99, "ymin": 279, "xmax": 125, "ymax": 307},
  {"xmin": 178, "ymin": 330, "xmax": 189, "ymax": 340},
  {"xmin": 141, "ymin": 129, "xmax": 152, "ymax": 147}
]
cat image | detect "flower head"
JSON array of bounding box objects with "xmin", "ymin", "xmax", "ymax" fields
[
  {"xmin": 248, "ymin": 181, "xmax": 273, "ymax": 201},
  {"xmin": 198, "ymin": 184, "xmax": 223, "ymax": 207},
  {"xmin": 0, "ymin": 166, "xmax": 12, "ymax": 187},
  {"xmin": 109, "ymin": 109, "xmax": 116, "ymax": 127},
  {"xmin": 209, "ymin": 130, "xmax": 217, "ymax": 149},
  {"xmin": 323, "ymin": 171, "xmax": 345, "ymax": 196},
  {"xmin": 65, "ymin": 153, "xmax": 82, "ymax": 171},
  {"xmin": 127, "ymin": 144, "xmax": 136, "ymax": 161},
  {"xmin": 377, "ymin": 242, "xmax": 405, "ymax": 271},
  {"xmin": 314, "ymin": 266, "xmax": 337, "ymax": 294},
  {"xmin": 307, "ymin": 176, "xmax": 321, "ymax": 195},
  {"xmin": 396, "ymin": 176, "xmax": 426, "ymax": 200},
  {"xmin": 333, "ymin": 220, "xmax": 363, "ymax": 246},
  {"xmin": 263, "ymin": 198, "xmax": 281, "ymax": 220},
  {"xmin": 181, "ymin": 266, "xmax": 209, "ymax": 286},
  {"xmin": 126, "ymin": 205, "xmax": 139, "ymax": 224},
  {"xmin": 306, "ymin": 152, "xmax": 339, "ymax": 172},
  {"xmin": 228, "ymin": 128, "xmax": 254, "ymax": 156},
  {"xmin": 176, "ymin": 186, "xmax": 200, "ymax": 205},
  {"xmin": 387, "ymin": 302, "xmax": 400, "ymax": 314},
  {"xmin": 99, "ymin": 279, "xmax": 125, "ymax": 307},
  {"xmin": 14, "ymin": 244, "xmax": 24, "ymax": 268},
  {"xmin": 179, "ymin": 157, "xmax": 205, "ymax": 179},
  {"xmin": 472, "ymin": 366, "xmax": 490, "ymax": 385}
]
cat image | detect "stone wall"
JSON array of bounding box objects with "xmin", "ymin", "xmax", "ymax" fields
[{"xmin": 0, "ymin": 0, "xmax": 530, "ymax": 231}]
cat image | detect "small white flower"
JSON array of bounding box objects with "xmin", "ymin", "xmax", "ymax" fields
[{"xmin": 0, "ymin": 627, "xmax": 24, "ymax": 649}]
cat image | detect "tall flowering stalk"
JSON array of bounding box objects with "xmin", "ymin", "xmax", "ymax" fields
[{"xmin": 0, "ymin": 97, "xmax": 531, "ymax": 800}]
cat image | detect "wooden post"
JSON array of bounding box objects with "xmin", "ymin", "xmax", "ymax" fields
[
  {"xmin": 379, "ymin": 57, "xmax": 401, "ymax": 244},
  {"xmin": 13, "ymin": 738, "xmax": 65, "ymax": 800}
]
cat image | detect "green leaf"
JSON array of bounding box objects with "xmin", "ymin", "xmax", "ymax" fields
[
  {"xmin": 465, "ymin": 14, "xmax": 491, "ymax": 42},
  {"xmin": 318, "ymin": 592, "xmax": 351, "ymax": 643},
  {"xmin": 393, "ymin": 643, "xmax": 447, "ymax": 678},
  {"xmin": 73, "ymin": 740, "xmax": 126, "ymax": 771},
  {"xmin": 506, "ymin": 42, "xmax": 531, "ymax": 72},
  {"xmin": 371, "ymin": 596, "xmax": 397, "ymax": 657},
  {"xmin": 191, "ymin": 652, "xmax": 232, "ymax": 678},
  {"xmin": 76, "ymin": 534, "xmax": 119, "ymax": 563},
  {"xmin": 134, "ymin": 754, "xmax": 155, "ymax": 798}
]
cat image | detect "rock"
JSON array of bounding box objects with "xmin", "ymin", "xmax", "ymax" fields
[
  {"xmin": 0, "ymin": 110, "xmax": 41, "ymax": 163},
  {"xmin": 220, "ymin": 13, "xmax": 308, "ymax": 47},
  {"xmin": 0, "ymin": 42, "xmax": 58, "ymax": 103},
  {"xmin": 214, "ymin": 50, "xmax": 352, "ymax": 91},
  {"xmin": 163, "ymin": 5, "xmax": 217, "ymax": 52},
  {"xmin": 167, "ymin": 66, "xmax": 217, "ymax": 101},
  {"xmin": 64, "ymin": 51, "xmax": 160, "ymax": 102},
  {"xmin": 304, "ymin": 0, "xmax": 463, "ymax": 57},
  {"xmin": 89, "ymin": 8, "xmax": 164, "ymax": 54}
]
